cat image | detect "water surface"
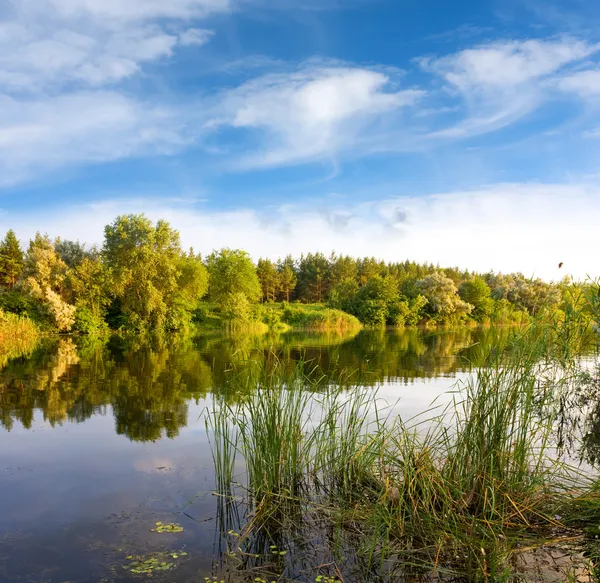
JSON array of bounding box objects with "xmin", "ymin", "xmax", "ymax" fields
[{"xmin": 0, "ymin": 327, "xmax": 594, "ymax": 582}]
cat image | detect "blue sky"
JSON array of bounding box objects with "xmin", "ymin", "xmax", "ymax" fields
[{"xmin": 1, "ymin": 0, "xmax": 599, "ymax": 279}]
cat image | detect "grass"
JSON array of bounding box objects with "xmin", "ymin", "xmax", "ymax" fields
[
  {"xmin": 204, "ymin": 306, "xmax": 600, "ymax": 582},
  {"xmin": 0, "ymin": 309, "xmax": 39, "ymax": 367},
  {"xmin": 274, "ymin": 303, "xmax": 362, "ymax": 331}
]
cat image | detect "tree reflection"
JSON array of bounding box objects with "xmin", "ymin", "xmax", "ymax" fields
[{"xmin": 0, "ymin": 326, "xmax": 514, "ymax": 441}]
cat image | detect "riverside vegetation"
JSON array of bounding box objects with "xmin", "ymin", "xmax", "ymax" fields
[
  {"xmin": 0, "ymin": 213, "xmax": 593, "ymax": 347},
  {"xmin": 205, "ymin": 308, "xmax": 600, "ymax": 582}
]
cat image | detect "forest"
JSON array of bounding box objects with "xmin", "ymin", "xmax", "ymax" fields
[{"xmin": 0, "ymin": 213, "xmax": 595, "ymax": 337}]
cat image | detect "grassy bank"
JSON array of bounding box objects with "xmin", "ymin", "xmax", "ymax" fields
[
  {"xmin": 205, "ymin": 313, "xmax": 600, "ymax": 582},
  {"xmin": 195, "ymin": 302, "xmax": 362, "ymax": 332}
]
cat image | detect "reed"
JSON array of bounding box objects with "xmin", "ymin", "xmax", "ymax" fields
[{"xmin": 206, "ymin": 311, "xmax": 600, "ymax": 581}]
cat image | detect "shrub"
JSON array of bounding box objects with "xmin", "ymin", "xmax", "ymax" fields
[{"xmin": 73, "ymin": 305, "xmax": 109, "ymax": 334}]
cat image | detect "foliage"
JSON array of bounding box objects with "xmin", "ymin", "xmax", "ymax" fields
[
  {"xmin": 277, "ymin": 255, "xmax": 297, "ymax": 302},
  {"xmin": 257, "ymin": 258, "xmax": 281, "ymax": 302},
  {"xmin": 207, "ymin": 313, "xmax": 598, "ymax": 581},
  {"xmin": 21, "ymin": 233, "xmax": 75, "ymax": 331},
  {"xmin": 151, "ymin": 521, "xmax": 184, "ymax": 533},
  {"xmin": 0, "ymin": 308, "xmax": 39, "ymax": 367},
  {"xmin": 416, "ymin": 271, "xmax": 473, "ymax": 324},
  {"xmin": 0, "ymin": 230, "xmax": 24, "ymax": 290},
  {"xmin": 0, "ymin": 219, "xmax": 594, "ymax": 334},
  {"xmin": 281, "ymin": 303, "xmax": 361, "ymax": 330},
  {"xmin": 54, "ymin": 239, "xmax": 97, "ymax": 268},
  {"xmin": 123, "ymin": 550, "xmax": 187, "ymax": 575},
  {"xmin": 459, "ymin": 276, "xmax": 494, "ymax": 322},
  {"xmin": 207, "ymin": 249, "xmax": 261, "ymax": 312},
  {"xmin": 297, "ymin": 252, "xmax": 330, "ymax": 303},
  {"xmin": 346, "ymin": 276, "xmax": 399, "ymax": 326},
  {"xmin": 103, "ymin": 215, "xmax": 208, "ymax": 331}
]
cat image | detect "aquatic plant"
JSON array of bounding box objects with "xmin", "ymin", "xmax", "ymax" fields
[
  {"xmin": 206, "ymin": 310, "xmax": 600, "ymax": 581},
  {"xmin": 151, "ymin": 521, "xmax": 184, "ymax": 533}
]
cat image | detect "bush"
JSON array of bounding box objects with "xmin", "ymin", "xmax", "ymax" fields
[
  {"xmin": 281, "ymin": 304, "xmax": 361, "ymax": 330},
  {"xmin": 73, "ymin": 305, "xmax": 109, "ymax": 334},
  {"xmin": 0, "ymin": 290, "xmax": 41, "ymax": 319}
]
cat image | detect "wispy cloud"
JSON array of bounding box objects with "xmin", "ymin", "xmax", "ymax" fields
[
  {"xmin": 421, "ymin": 38, "xmax": 595, "ymax": 90},
  {"xmin": 3, "ymin": 182, "xmax": 598, "ymax": 280},
  {"xmin": 0, "ymin": 0, "xmax": 222, "ymax": 91},
  {"xmin": 0, "ymin": 92, "xmax": 190, "ymax": 186},
  {"xmin": 557, "ymin": 68, "xmax": 600, "ymax": 97},
  {"xmin": 419, "ymin": 37, "xmax": 599, "ymax": 139},
  {"xmin": 207, "ymin": 64, "xmax": 423, "ymax": 167}
]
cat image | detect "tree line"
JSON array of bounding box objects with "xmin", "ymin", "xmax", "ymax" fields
[{"xmin": 0, "ymin": 213, "xmax": 592, "ymax": 333}]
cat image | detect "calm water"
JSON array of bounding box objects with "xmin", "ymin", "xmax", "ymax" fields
[{"xmin": 0, "ymin": 327, "xmax": 595, "ymax": 583}]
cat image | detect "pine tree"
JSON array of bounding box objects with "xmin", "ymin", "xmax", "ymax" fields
[{"xmin": 0, "ymin": 230, "xmax": 24, "ymax": 290}]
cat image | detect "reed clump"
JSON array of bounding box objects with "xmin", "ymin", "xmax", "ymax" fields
[
  {"xmin": 206, "ymin": 311, "xmax": 600, "ymax": 580},
  {"xmin": 0, "ymin": 309, "xmax": 39, "ymax": 367}
]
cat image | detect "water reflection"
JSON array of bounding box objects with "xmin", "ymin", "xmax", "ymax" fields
[{"xmin": 0, "ymin": 327, "xmax": 514, "ymax": 443}]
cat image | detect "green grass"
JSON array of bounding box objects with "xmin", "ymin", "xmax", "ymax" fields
[
  {"xmin": 205, "ymin": 309, "xmax": 600, "ymax": 581},
  {"xmin": 274, "ymin": 303, "xmax": 362, "ymax": 331},
  {"xmin": 0, "ymin": 309, "xmax": 39, "ymax": 367}
]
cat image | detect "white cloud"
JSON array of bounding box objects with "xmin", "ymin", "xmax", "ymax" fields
[
  {"xmin": 0, "ymin": 0, "xmax": 221, "ymax": 182},
  {"xmin": 423, "ymin": 38, "xmax": 596, "ymax": 91},
  {"xmin": 209, "ymin": 66, "xmax": 423, "ymax": 167},
  {"xmin": 0, "ymin": 1, "xmax": 224, "ymax": 91},
  {"xmin": 558, "ymin": 69, "xmax": 600, "ymax": 97},
  {"xmin": 178, "ymin": 28, "xmax": 214, "ymax": 46},
  {"xmin": 21, "ymin": 0, "xmax": 230, "ymax": 24},
  {"xmin": 0, "ymin": 92, "xmax": 190, "ymax": 185},
  {"xmin": 3, "ymin": 182, "xmax": 598, "ymax": 281},
  {"xmin": 420, "ymin": 38, "xmax": 599, "ymax": 140}
]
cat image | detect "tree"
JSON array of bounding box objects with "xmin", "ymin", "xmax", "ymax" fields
[
  {"xmin": 21, "ymin": 233, "xmax": 75, "ymax": 331},
  {"xmin": 0, "ymin": 230, "xmax": 24, "ymax": 290},
  {"xmin": 327, "ymin": 254, "xmax": 358, "ymax": 292},
  {"xmin": 347, "ymin": 276, "xmax": 399, "ymax": 326},
  {"xmin": 297, "ymin": 253, "xmax": 329, "ymax": 303},
  {"xmin": 277, "ymin": 255, "xmax": 297, "ymax": 302},
  {"xmin": 69, "ymin": 256, "xmax": 111, "ymax": 332},
  {"xmin": 55, "ymin": 239, "xmax": 98, "ymax": 269},
  {"xmin": 256, "ymin": 258, "xmax": 281, "ymax": 303},
  {"xmin": 459, "ymin": 277, "xmax": 493, "ymax": 322},
  {"xmin": 358, "ymin": 257, "xmax": 386, "ymax": 286},
  {"xmin": 103, "ymin": 215, "xmax": 207, "ymax": 331},
  {"xmin": 206, "ymin": 249, "xmax": 261, "ymax": 316},
  {"xmin": 416, "ymin": 272, "xmax": 473, "ymax": 324}
]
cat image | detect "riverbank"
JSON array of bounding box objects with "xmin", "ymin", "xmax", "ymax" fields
[{"xmin": 194, "ymin": 302, "xmax": 363, "ymax": 332}]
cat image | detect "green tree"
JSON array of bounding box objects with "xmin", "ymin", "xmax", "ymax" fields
[
  {"xmin": 55, "ymin": 239, "xmax": 98, "ymax": 269},
  {"xmin": 347, "ymin": 276, "xmax": 399, "ymax": 326},
  {"xmin": 277, "ymin": 255, "xmax": 297, "ymax": 302},
  {"xmin": 0, "ymin": 230, "xmax": 24, "ymax": 290},
  {"xmin": 459, "ymin": 277, "xmax": 493, "ymax": 322},
  {"xmin": 416, "ymin": 272, "xmax": 473, "ymax": 324},
  {"xmin": 69, "ymin": 257, "xmax": 111, "ymax": 332},
  {"xmin": 206, "ymin": 249, "xmax": 261, "ymax": 318},
  {"xmin": 256, "ymin": 258, "xmax": 281, "ymax": 303},
  {"xmin": 297, "ymin": 252, "xmax": 329, "ymax": 303},
  {"xmin": 327, "ymin": 254, "xmax": 358, "ymax": 292},
  {"xmin": 103, "ymin": 215, "xmax": 207, "ymax": 331},
  {"xmin": 21, "ymin": 233, "xmax": 75, "ymax": 331},
  {"xmin": 358, "ymin": 257, "xmax": 386, "ymax": 286}
]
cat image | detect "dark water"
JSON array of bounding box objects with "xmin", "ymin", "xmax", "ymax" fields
[{"xmin": 0, "ymin": 327, "xmax": 595, "ymax": 583}]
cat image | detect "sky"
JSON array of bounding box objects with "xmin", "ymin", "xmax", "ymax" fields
[{"xmin": 1, "ymin": 0, "xmax": 599, "ymax": 280}]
